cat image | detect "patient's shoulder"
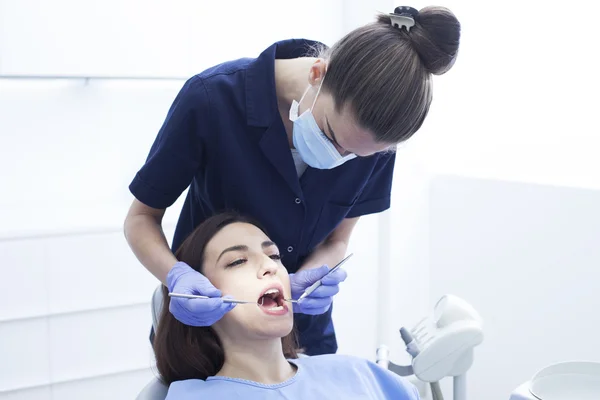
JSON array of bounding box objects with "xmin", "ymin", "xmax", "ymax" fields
[
  {"xmin": 166, "ymin": 379, "xmax": 211, "ymax": 399},
  {"xmin": 165, "ymin": 379, "xmax": 229, "ymax": 399}
]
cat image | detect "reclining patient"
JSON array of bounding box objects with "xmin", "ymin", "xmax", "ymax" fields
[{"xmin": 153, "ymin": 212, "xmax": 420, "ymax": 399}]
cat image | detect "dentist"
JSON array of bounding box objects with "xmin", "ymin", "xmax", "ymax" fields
[{"xmin": 124, "ymin": 5, "xmax": 461, "ymax": 356}]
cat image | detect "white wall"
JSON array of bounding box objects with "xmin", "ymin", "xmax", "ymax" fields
[
  {"xmin": 0, "ymin": 75, "xmax": 178, "ymax": 397},
  {"xmin": 0, "ymin": 1, "xmax": 394, "ymax": 398}
]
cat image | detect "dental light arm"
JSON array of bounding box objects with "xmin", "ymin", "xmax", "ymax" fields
[{"xmin": 376, "ymin": 295, "xmax": 484, "ymax": 400}]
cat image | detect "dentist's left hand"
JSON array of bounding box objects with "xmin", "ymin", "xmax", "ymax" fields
[{"xmin": 289, "ymin": 265, "xmax": 347, "ymax": 315}]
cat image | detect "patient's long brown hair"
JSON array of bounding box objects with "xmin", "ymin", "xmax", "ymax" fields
[{"xmin": 153, "ymin": 212, "xmax": 299, "ymax": 385}]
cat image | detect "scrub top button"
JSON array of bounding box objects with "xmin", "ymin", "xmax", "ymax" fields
[
  {"xmin": 295, "ymin": 198, "xmax": 301, "ymax": 204},
  {"xmin": 287, "ymin": 246, "xmax": 294, "ymax": 253}
]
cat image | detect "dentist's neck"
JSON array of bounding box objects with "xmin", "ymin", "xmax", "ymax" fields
[
  {"xmin": 275, "ymin": 57, "xmax": 317, "ymax": 105},
  {"xmin": 216, "ymin": 336, "xmax": 296, "ymax": 384},
  {"xmin": 275, "ymin": 57, "xmax": 319, "ymax": 148}
]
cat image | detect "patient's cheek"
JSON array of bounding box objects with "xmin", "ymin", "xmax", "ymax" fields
[{"xmin": 220, "ymin": 305, "xmax": 248, "ymax": 327}]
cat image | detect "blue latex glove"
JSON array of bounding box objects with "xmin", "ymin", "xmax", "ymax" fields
[
  {"xmin": 166, "ymin": 261, "xmax": 236, "ymax": 326},
  {"xmin": 290, "ymin": 264, "xmax": 348, "ymax": 315}
]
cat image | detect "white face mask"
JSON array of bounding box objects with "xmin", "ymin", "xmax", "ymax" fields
[{"xmin": 289, "ymin": 79, "xmax": 356, "ymax": 170}]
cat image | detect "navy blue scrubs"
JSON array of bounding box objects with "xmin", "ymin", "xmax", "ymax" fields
[{"xmin": 129, "ymin": 39, "xmax": 396, "ymax": 356}]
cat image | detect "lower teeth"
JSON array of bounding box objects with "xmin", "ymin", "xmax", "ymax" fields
[{"xmin": 268, "ymin": 305, "xmax": 283, "ymax": 311}]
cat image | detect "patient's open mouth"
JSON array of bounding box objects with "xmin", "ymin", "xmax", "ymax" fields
[{"xmin": 258, "ymin": 287, "xmax": 288, "ymax": 315}]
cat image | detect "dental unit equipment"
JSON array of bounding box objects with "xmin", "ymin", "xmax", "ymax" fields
[
  {"xmin": 376, "ymin": 294, "xmax": 484, "ymax": 400},
  {"xmin": 297, "ymin": 253, "xmax": 353, "ymax": 301}
]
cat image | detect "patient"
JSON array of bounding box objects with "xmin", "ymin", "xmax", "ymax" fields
[{"xmin": 153, "ymin": 212, "xmax": 420, "ymax": 399}]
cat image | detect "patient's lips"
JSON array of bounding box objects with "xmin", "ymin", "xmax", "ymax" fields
[{"xmin": 257, "ymin": 285, "xmax": 289, "ymax": 316}]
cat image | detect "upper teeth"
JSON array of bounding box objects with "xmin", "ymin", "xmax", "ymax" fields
[{"xmin": 264, "ymin": 288, "xmax": 280, "ymax": 296}]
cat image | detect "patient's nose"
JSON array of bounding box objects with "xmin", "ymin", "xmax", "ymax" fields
[{"xmin": 258, "ymin": 254, "xmax": 278, "ymax": 276}]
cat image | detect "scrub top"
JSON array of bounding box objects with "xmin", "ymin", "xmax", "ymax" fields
[{"xmin": 129, "ymin": 39, "xmax": 396, "ymax": 356}]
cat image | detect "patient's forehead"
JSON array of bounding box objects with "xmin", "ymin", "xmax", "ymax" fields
[{"xmin": 206, "ymin": 223, "xmax": 270, "ymax": 256}]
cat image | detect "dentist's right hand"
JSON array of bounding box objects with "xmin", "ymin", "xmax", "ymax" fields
[{"xmin": 166, "ymin": 261, "xmax": 236, "ymax": 326}]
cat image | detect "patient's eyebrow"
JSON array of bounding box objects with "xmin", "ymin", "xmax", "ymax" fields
[
  {"xmin": 217, "ymin": 241, "xmax": 277, "ymax": 262},
  {"xmin": 262, "ymin": 240, "xmax": 276, "ymax": 248},
  {"xmin": 217, "ymin": 245, "xmax": 248, "ymax": 262}
]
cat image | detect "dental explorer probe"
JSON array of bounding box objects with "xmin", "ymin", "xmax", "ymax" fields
[{"xmin": 297, "ymin": 253, "xmax": 354, "ymax": 301}]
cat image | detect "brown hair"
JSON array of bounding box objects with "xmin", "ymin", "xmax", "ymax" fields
[
  {"xmin": 153, "ymin": 212, "xmax": 299, "ymax": 385},
  {"xmin": 319, "ymin": 6, "xmax": 461, "ymax": 144}
]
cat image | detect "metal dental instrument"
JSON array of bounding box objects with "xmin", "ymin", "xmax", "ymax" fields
[
  {"xmin": 168, "ymin": 292, "xmax": 296, "ymax": 305},
  {"xmin": 297, "ymin": 253, "xmax": 354, "ymax": 302},
  {"xmin": 168, "ymin": 293, "xmax": 255, "ymax": 304}
]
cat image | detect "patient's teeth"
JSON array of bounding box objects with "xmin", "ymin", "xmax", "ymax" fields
[
  {"xmin": 264, "ymin": 288, "xmax": 280, "ymax": 295},
  {"xmin": 268, "ymin": 306, "xmax": 284, "ymax": 311}
]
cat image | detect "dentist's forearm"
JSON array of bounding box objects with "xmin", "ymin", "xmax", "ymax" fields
[
  {"xmin": 298, "ymin": 238, "xmax": 348, "ymax": 271},
  {"xmin": 124, "ymin": 200, "xmax": 178, "ymax": 285},
  {"xmin": 299, "ymin": 217, "xmax": 359, "ymax": 271}
]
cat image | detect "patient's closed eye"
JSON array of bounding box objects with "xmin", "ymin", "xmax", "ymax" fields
[
  {"xmin": 226, "ymin": 253, "xmax": 281, "ymax": 268},
  {"xmin": 226, "ymin": 258, "xmax": 247, "ymax": 268}
]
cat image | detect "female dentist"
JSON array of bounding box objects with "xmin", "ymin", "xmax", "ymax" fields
[{"xmin": 124, "ymin": 5, "xmax": 461, "ymax": 356}]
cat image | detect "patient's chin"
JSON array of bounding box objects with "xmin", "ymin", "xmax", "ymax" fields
[
  {"xmin": 221, "ymin": 306, "xmax": 293, "ymax": 340},
  {"xmin": 215, "ymin": 313, "xmax": 293, "ymax": 342},
  {"xmin": 251, "ymin": 316, "xmax": 294, "ymax": 339}
]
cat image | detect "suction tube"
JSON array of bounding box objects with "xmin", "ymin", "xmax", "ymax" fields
[{"xmin": 399, "ymin": 328, "xmax": 444, "ymax": 400}]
